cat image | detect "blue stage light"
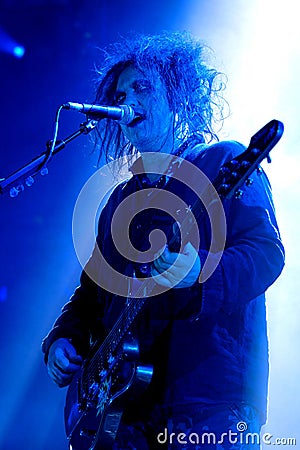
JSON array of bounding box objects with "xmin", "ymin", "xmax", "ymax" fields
[
  {"xmin": 0, "ymin": 26, "xmax": 25, "ymax": 59},
  {"xmin": 13, "ymin": 45, "xmax": 25, "ymax": 58}
]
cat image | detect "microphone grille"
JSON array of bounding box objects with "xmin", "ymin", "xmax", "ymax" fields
[{"xmin": 120, "ymin": 105, "xmax": 135, "ymax": 125}]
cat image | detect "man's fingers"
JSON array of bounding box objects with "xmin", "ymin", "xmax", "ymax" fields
[
  {"xmin": 151, "ymin": 267, "xmax": 176, "ymax": 287},
  {"xmin": 152, "ymin": 242, "xmax": 200, "ymax": 288},
  {"xmin": 154, "ymin": 246, "xmax": 179, "ymax": 270},
  {"xmin": 51, "ymin": 368, "xmax": 73, "ymax": 388},
  {"xmin": 48, "ymin": 359, "xmax": 79, "ymax": 388},
  {"xmin": 182, "ymin": 241, "xmax": 197, "ymax": 257},
  {"xmin": 47, "ymin": 338, "xmax": 82, "ymax": 387},
  {"xmin": 154, "ymin": 244, "xmax": 195, "ymax": 273},
  {"xmin": 65, "ymin": 347, "xmax": 83, "ymax": 365},
  {"xmin": 55, "ymin": 348, "xmax": 82, "ymax": 372},
  {"xmin": 54, "ymin": 360, "xmax": 81, "ymax": 374}
]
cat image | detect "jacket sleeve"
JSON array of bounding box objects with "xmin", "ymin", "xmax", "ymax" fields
[{"xmin": 196, "ymin": 140, "xmax": 285, "ymax": 317}]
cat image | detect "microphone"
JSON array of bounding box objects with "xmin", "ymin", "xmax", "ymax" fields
[{"xmin": 62, "ymin": 102, "xmax": 135, "ymax": 125}]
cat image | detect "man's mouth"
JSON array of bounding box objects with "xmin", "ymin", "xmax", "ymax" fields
[{"xmin": 128, "ymin": 112, "xmax": 146, "ymax": 127}]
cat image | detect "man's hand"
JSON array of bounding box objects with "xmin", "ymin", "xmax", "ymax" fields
[
  {"xmin": 151, "ymin": 241, "xmax": 201, "ymax": 289},
  {"xmin": 47, "ymin": 338, "xmax": 83, "ymax": 387}
]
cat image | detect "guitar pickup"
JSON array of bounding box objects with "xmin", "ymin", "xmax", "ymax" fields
[{"xmin": 122, "ymin": 338, "xmax": 140, "ymax": 361}]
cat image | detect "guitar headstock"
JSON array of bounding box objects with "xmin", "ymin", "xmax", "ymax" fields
[{"xmin": 215, "ymin": 119, "xmax": 284, "ymax": 199}]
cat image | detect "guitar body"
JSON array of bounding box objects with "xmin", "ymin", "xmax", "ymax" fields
[
  {"xmin": 65, "ymin": 370, "xmax": 105, "ymax": 450},
  {"xmin": 64, "ymin": 345, "xmax": 153, "ymax": 450}
]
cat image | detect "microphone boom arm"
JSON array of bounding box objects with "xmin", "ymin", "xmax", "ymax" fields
[{"xmin": 0, "ymin": 119, "xmax": 97, "ymax": 197}]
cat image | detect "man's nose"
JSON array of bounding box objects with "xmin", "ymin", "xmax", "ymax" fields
[{"xmin": 125, "ymin": 91, "xmax": 140, "ymax": 107}]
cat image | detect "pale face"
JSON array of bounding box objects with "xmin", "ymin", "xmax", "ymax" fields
[{"xmin": 115, "ymin": 66, "xmax": 174, "ymax": 154}]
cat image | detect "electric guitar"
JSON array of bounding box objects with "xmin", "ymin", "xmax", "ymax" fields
[{"xmin": 64, "ymin": 119, "xmax": 284, "ymax": 450}]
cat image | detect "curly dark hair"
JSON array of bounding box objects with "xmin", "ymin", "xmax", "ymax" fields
[{"xmin": 93, "ymin": 31, "xmax": 227, "ymax": 163}]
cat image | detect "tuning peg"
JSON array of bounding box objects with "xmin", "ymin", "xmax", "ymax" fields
[
  {"xmin": 256, "ymin": 167, "xmax": 263, "ymax": 175},
  {"xmin": 25, "ymin": 176, "xmax": 34, "ymax": 187},
  {"xmin": 267, "ymin": 154, "xmax": 272, "ymax": 163},
  {"xmin": 40, "ymin": 167, "xmax": 49, "ymax": 176},
  {"xmin": 9, "ymin": 187, "xmax": 19, "ymax": 198},
  {"xmin": 9, "ymin": 184, "xmax": 24, "ymax": 198},
  {"xmin": 245, "ymin": 178, "xmax": 253, "ymax": 186}
]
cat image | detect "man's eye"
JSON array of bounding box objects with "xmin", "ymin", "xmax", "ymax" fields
[
  {"xmin": 134, "ymin": 80, "xmax": 152, "ymax": 93},
  {"xmin": 115, "ymin": 93, "xmax": 125, "ymax": 104}
]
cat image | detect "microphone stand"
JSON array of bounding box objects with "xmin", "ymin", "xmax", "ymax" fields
[{"xmin": 0, "ymin": 120, "xmax": 97, "ymax": 198}]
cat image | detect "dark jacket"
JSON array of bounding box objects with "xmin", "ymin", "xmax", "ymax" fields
[{"xmin": 42, "ymin": 140, "xmax": 285, "ymax": 424}]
